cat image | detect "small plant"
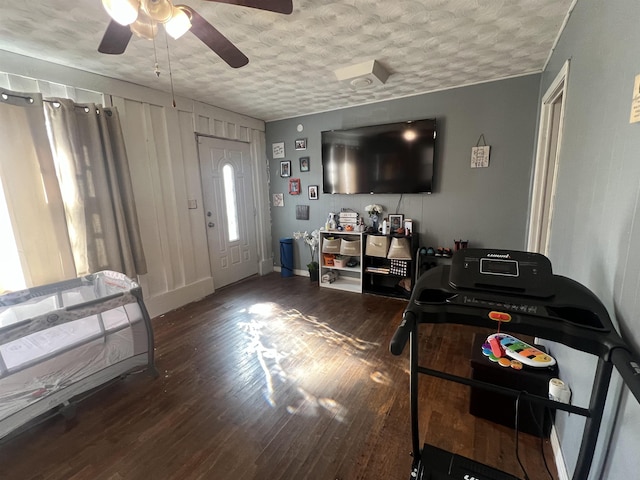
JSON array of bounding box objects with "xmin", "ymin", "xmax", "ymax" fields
[
  {"xmin": 364, "ymin": 204, "xmax": 383, "ymax": 230},
  {"xmin": 364, "ymin": 204, "xmax": 383, "ymax": 217},
  {"xmin": 293, "ymin": 229, "xmax": 320, "ymax": 270}
]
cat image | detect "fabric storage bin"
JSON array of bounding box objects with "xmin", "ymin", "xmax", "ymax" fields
[
  {"xmin": 339, "ymin": 238, "xmax": 361, "ymax": 256},
  {"xmin": 365, "ymin": 235, "xmax": 390, "ymax": 258},
  {"xmin": 322, "ymin": 237, "xmax": 341, "ymax": 254},
  {"xmin": 389, "ymin": 259, "xmax": 409, "ymax": 276},
  {"xmin": 387, "ymin": 237, "xmax": 412, "ymax": 260}
]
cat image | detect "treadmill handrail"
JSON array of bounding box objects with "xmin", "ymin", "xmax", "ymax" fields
[
  {"xmin": 405, "ymin": 300, "xmax": 627, "ymax": 361},
  {"xmin": 390, "ymin": 311, "xmax": 415, "ymax": 356},
  {"xmin": 403, "ymin": 265, "xmax": 629, "ymax": 361},
  {"xmin": 610, "ymin": 346, "xmax": 640, "ymax": 404}
]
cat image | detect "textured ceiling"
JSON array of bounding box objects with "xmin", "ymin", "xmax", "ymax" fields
[{"xmin": 0, "ymin": 0, "xmax": 573, "ymax": 121}]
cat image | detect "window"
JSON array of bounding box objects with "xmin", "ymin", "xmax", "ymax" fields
[
  {"xmin": 0, "ymin": 180, "xmax": 26, "ymax": 293},
  {"xmin": 222, "ymin": 164, "xmax": 239, "ymax": 242}
]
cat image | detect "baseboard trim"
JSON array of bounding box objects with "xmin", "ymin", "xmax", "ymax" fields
[
  {"xmin": 259, "ymin": 259, "xmax": 274, "ymax": 275},
  {"xmin": 550, "ymin": 424, "xmax": 569, "ymax": 480},
  {"xmin": 273, "ymin": 266, "xmax": 309, "ymax": 277},
  {"xmin": 145, "ymin": 278, "xmax": 214, "ymax": 318}
]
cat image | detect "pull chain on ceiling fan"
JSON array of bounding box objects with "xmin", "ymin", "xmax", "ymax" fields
[{"xmin": 98, "ymin": 0, "xmax": 293, "ymax": 68}]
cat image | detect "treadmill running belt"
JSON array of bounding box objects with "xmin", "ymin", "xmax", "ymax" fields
[{"xmin": 420, "ymin": 444, "xmax": 520, "ymax": 480}]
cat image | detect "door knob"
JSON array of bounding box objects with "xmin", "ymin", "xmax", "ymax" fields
[{"xmin": 208, "ymin": 222, "xmax": 215, "ymax": 228}]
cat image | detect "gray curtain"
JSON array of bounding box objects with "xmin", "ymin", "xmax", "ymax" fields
[
  {"xmin": 0, "ymin": 89, "xmax": 76, "ymax": 289},
  {"xmin": 44, "ymin": 99, "xmax": 147, "ymax": 278}
]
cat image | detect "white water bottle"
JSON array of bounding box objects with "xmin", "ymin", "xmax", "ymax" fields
[{"xmin": 382, "ymin": 219, "xmax": 387, "ymax": 234}]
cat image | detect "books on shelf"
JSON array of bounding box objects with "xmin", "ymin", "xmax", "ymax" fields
[
  {"xmin": 366, "ymin": 266, "xmax": 390, "ymax": 274},
  {"xmin": 339, "ymin": 210, "xmax": 358, "ymax": 217},
  {"xmin": 339, "ymin": 211, "xmax": 359, "ymax": 225}
]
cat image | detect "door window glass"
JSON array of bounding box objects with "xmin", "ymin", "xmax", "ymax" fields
[{"xmin": 222, "ymin": 164, "xmax": 239, "ymax": 242}]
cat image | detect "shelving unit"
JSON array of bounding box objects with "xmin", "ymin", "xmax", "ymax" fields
[
  {"xmin": 363, "ymin": 233, "xmax": 419, "ymax": 299},
  {"xmin": 416, "ymin": 250, "xmax": 452, "ymax": 280},
  {"xmin": 319, "ymin": 230, "xmax": 364, "ymax": 293},
  {"xmin": 318, "ymin": 231, "xmax": 420, "ymax": 298}
]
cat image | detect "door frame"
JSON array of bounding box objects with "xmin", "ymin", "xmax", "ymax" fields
[{"xmin": 527, "ymin": 60, "xmax": 570, "ymax": 254}]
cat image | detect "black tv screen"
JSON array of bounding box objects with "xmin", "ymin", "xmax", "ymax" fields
[{"xmin": 321, "ymin": 118, "xmax": 436, "ymax": 194}]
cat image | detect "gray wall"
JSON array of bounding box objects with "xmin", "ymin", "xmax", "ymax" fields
[
  {"xmin": 540, "ymin": 0, "xmax": 640, "ymax": 478},
  {"xmin": 266, "ymin": 75, "xmax": 541, "ymax": 271}
]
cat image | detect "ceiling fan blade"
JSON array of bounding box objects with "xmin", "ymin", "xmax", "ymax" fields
[
  {"xmin": 204, "ymin": 0, "xmax": 293, "ymax": 15},
  {"xmin": 98, "ymin": 20, "xmax": 133, "ymax": 54},
  {"xmin": 181, "ymin": 6, "xmax": 249, "ymax": 68}
]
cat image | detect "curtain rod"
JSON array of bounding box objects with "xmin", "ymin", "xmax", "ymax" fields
[
  {"xmin": 45, "ymin": 100, "xmax": 113, "ymax": 116},
  {"xmin": 1, "ymin": 91, "xmax": 112, "ymax": 115},
  {"xmin": 1, "ymin": 91, "xmax": 35, "ymax": 104}
]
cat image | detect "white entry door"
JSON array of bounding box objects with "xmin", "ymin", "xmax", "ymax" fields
[{"xmin": 198, "ymin": 136, "xmax": 258, "ymax": 289}]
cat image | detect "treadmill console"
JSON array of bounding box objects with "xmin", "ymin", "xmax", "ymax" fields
[{"xmin": 449, "ymin": 249, "xmax": 554, "ymax": 298}]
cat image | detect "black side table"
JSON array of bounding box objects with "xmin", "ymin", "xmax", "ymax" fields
[{"xmin": 469, "ymin": 333, "xmax": 557, "ymax": 437}]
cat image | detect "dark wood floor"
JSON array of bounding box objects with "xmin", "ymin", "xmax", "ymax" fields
[{"xmin": 0, "ymin": 273, "xmax": 557, "ymax": 480}]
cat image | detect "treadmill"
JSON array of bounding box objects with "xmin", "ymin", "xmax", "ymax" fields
[{"xmin": 390, "ymin": 248, "xmax": 640, "ymax": 480}]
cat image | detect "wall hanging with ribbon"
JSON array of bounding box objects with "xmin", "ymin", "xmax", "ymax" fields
[{"xmin": 471, "ymin": 134, "xmax": 491, "ymax": 168}]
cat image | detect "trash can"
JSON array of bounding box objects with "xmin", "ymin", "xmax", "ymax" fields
[{"xmin": 280, "ymin": 237, "xmax": 294, "ymax": 277}]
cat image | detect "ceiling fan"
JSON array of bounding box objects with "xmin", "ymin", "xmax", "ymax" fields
[{"xmin": 98, "ymin": 0, "xmax": 293, "ymax": 68}]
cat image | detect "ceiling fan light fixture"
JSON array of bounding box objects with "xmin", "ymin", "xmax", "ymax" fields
[
  {"xmin": 102, "ymin": 0, "xmax": 140, "ymax": 26},
  {"xmin": 98, "ymin": 0, "xmax": 291, "ymax": 67},
  {"xmin": 141, "ymin": 0, "xmax": 173, "ymax": 23},
  {"xmin": 164, "ymin": 7, "xmax": 191, "ymax": 39},
  {"xmin": 130, "ymin": 11, "xmax": 158, "ymax": 40}
]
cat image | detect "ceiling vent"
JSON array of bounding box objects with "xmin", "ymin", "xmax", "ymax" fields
[{"xmin": 334, "ymin": 60, "xmax": 390, "ymax": 90}]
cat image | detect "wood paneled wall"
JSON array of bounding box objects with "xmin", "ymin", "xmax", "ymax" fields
[{"xmin": 0, "ymin": 52, "xmax": 273, "ymax": 318}]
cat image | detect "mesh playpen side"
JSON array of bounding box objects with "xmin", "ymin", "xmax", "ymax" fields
[{"xmin": 0, "ymin": 270, "xmax": 156, "ymax": 440}]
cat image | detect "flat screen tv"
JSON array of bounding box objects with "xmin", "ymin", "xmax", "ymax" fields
[{"xmin": 321, "ymin": 118, "xmax": 436, "ymax": 194}]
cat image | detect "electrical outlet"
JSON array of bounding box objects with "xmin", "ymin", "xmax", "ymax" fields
[{"xmin": 187, "ymin": 199, "xmax": 197, "ymax": 209}]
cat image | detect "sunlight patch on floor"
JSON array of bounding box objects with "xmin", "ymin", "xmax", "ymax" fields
[
  {"xmin": 370, "ymin": 370, "xmax": 393, "ymax": 385},
  {"xmin": 239, "ymin": 302, "xmax": 386, "ymax": 422},
  {"xmin": 248, "ymin": 302, "xmax": 277, "ymax": 317}
]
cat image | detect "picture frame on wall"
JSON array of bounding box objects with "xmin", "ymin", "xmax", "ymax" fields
[
  {"xmin": 272, "ymin": 141, "xmax": 285, "ymax": 159},
  {"xmin": 308, "ymin": 185, "xmax": 318, "ymax": 200},
  {"xmin": 272, "ymin": 193, "xmax": 284, "ymax": 207},
  {"xmin": 299, "ymin": 156, "xmax": 310, "ymax": 172},
  {"xmin": 389, "ymin": 214, "xmax": 404, "ymax": 233},
  {"xmin": 295, "ymin": 138, "xmax": 307, "ymax": 150},
  {"xmin": 296, "ymin": 205, "xmax": 310, "ymax": 220},
  {"xmin": 289, "ymin": 178, "xmax": 301, "ymax": 195},
  {"xmin": 280, "ymin": 160, "xmax": 291, "ymax": 177}
]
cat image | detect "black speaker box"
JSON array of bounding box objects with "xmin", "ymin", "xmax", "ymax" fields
[{"xmin": 469, "ymin": 334, "xmax": 556, "ymax": 437}]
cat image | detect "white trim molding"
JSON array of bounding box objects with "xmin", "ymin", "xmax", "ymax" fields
[
  {"xmin": 550, "ymin": 425, "xmax": 570, "ymax": 480},
  {"xmin": 527, "ymin": 59, "xmax": 570, "ymax": 254}
]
